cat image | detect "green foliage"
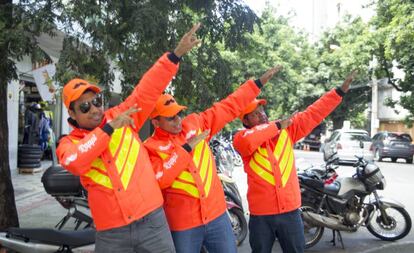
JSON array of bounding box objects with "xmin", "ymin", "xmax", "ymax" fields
[
  {"xmin": 372, "ymin": 0, "xmax": 414, "ymax": 125},
  {"xmin": 311, "ymin": 16, "xmax": 374, "ymax": 129}
]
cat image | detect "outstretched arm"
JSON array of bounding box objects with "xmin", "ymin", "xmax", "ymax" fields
[
  {"xmin": 108, "ymin": 24, "xmax": 202, "ymax": 130},
  {"xmin": 199, "ymin": 66, "xmax": 282, "ymax": 136},
  {"xmin": 286, "ymin": 70, "xmax": 357, "ymax": 142}
]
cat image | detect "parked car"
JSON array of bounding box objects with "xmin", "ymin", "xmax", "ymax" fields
[
  {"xmin": 300, "ymin": 123, "xmax": 325, "ymax": 151},
  {"xmin": 371, "ymin": 132, "xmax": 414, "ymax": 164},
  {"xmin": 322, "ymin": 129, "xmax": 374, "ymax": 164}
]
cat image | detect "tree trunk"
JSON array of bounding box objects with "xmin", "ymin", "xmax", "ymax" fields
[{"xmin": 0, "ymin": 0, "xmax": 20, "ymax": 229}]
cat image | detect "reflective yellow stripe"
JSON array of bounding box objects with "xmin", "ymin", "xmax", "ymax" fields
[
  {"xmin": 257, "ymin": 146, "xmax": 268, "ymax": 157},
  {"xmin": 281, "ymin": 148, "xmax": 295, "ymax": 187},
  {"xmin": 249, "ymin": 158, "xmax": 275, "ymax": 185},
  {"xmin": 274, "ymin": 130, "xmax": 288, "ymax": 160},
  {"xmin": 86, "ymin": 169, "xmax": 113, "ymax": 189},
  {"xmin": 114, "ymin": 128, "xmax": 133, "ymax": 174},
  {"xmin": 157, "ymin": 151, "xmax": 169, "ymax": 160},
  {"xmin": 253, "ymin": 151, "xmax": 272, "ymax": 172},
  {"xmin": 204, "ymin": 154, "xmax": 213, "ymax": 197},
  {"xmin": 192, "ymin": 139, "xmax": 203, "ymax": 168},
  {"xmin": 172, "ymin": 181, "xmax": 200, "ymax": 198},
  {"xmin": 72, "ymin": 139, "xmax": 80, "ymax": 144},
  {"xmin": 121, "ymin": 138, "xmax": 140, "ymax": 190},
  {"xmin": 199, "ymin": 142, "xmax": 210, "ymax": 181},
  {"xmin": 91, "ymin": 158, "xmax": 107, "ymax": 172},
  {"xmin": 177, "ymin": 171, "xmax": 195, "ymax": 183},
  {"xmin": 279, "ymin": 139, "xmax": 293, "ymax": 175},
  {"xmin": 109, "ymin": 128, "xmax": 124, "ymax": 156}
]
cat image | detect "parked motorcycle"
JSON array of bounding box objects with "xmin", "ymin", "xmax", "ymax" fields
[
  {"xmin": 299, "ymin": 154, "xmax": 412, "ymax": 249},
  {"xmin": 210, "ymin": 137, "xmax": 247, "ymax": 246}
]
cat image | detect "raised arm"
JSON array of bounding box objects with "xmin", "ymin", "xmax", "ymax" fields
[
  {"xmin": 199, "ymin": 66, "xmax": 282, "ymax": 136},
  {"xmin": 108, "ymin": 24, "xmax": 202, "ymax": 130},
  {"xmin": 286, "ymin": 70, "xmax": 357, "ymax": 143}
]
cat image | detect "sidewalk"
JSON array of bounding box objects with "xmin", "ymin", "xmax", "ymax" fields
[{"xmin": 12, "ymin": 160, "xmax": 73, "ymax": 229}]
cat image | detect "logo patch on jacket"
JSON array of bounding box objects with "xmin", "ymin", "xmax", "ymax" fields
[{"xmin": 78, "ymin": 134, "xmax": 97, "ymax": 153}]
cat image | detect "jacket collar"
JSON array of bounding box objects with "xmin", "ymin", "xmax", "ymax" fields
[{"xmin": 67, "ymin": 117, "xmax": 106, "ymax": 137}]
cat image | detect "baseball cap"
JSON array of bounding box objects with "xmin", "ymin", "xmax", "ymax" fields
[
  {"xmin": 239, "ymin": 99, "xmax": 267, "ymax": 119},
  {"xmin": 150, "ymin": 94, "xmax": 187, "ymax": 119},
  {"xmin": 63, "ymin": 78, "xmax": 101, "ymax": 108}
]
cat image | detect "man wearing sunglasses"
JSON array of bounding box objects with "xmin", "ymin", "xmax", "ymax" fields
[
  {"xmin": 143, "ymin": 66, "xmax": 282, "ymax": 253},
  {"xmin": 56, "ymin": 24, "xmax": 202, "ymax": 253},
  {"xmin": 232, "ymin": 70, "xmax": 357, "ymax": 253}
]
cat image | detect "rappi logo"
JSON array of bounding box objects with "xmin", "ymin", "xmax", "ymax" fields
[{"xmin": 78, "ymin": 134, "xmax": 97, "ymax": 153}]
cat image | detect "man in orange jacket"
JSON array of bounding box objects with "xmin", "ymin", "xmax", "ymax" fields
[
  {"xmin": 56, "ymin": 24, "xmax": 201, "ymax": 253},
  {"xmin": 233, "ymin": 71, "xmax": 357, "ymax": 253},
  {"xmin": 143, "ymin": 66, "xmax": 282, "ymax": 253}
]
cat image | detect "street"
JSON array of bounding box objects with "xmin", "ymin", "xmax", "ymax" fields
[
  {"xmin": 235, "ymin": 150, "xmax": 414, "ymax": 252},
  {"xmin": 11, "ymin": 150, "xmax": 414, "ymax": 252}
]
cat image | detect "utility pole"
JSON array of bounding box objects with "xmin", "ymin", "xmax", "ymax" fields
[{"xmin": 370, "ymin": 57, "xmax": 379, "ymax": 136}]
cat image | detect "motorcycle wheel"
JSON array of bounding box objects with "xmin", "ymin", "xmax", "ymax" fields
[
  {"xmin": 227, "ymin": 207, "xmax": 247, "ymax": 246},
  {"xmin": 300, "ymin": 205, "xmax": 324, "ymax": 249},
  {"xmin": 367, "ymin": 206, "xmax": 412, "ymax": 241}
]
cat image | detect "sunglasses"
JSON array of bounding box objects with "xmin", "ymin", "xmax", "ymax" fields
[
  {"xmin": 77, "ymin": 94, "xmax": 103, "ymax": 114},
  {"xmin": 164, "ymin": 111, "xmax": 184, "ymax": 121}
]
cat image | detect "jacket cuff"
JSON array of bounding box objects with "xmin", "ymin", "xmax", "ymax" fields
[
  {"xmin": 254, "ymin": 79, "xmax": 263, "ymax": 89},
  {"xmin": 182, "ymin": 143, "xmax": 192, "ymax": 153},
  {"xmin": 275, "ymin": 121, "xmax": 282, "ymax": 130},
  {"xmin": 167, "ymin": 52, "xmax": 181, "ymax": 64},
  {"xmin": 101, "ymin": 123, "xmax": 114, "ymax": 136},
  {"xmin": 335, "ymin": 87, "xmax": 346, "ymax": 97}
]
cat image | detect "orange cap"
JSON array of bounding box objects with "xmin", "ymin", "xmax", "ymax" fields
[
  {"xmin": 239, "ymin": 99, "xmax": 267, "ymax": 119},
  {"xmin": 62, "ymin": 78, "xmax": 101, "ymax": 108},
  {"xmin": 150, "ymin": 94, "xmax": 187, "ymax": 118}
]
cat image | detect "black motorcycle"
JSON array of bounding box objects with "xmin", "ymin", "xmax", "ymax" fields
[{"xmin": 299, "ymin": 155, "xmax": 412, "ymax": 249}]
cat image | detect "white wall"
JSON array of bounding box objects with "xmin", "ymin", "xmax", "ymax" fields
[{"xmin": 7, "ymin": 80, "xmax": 20, "ymax": 170}]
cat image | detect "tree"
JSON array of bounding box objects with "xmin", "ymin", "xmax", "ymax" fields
[
  {"xmin": 372, "ymin": 0, "xmax": 414, "ymax": 126},
  {"xmin": 0, "ymin": 0, "xmax": 62, "ymax": 229},
  {"xmin": 311, "ymin": 16, "xmax": 374, "ymax": 129},
  {"xmin": 55, "ymin": 0, "xmax": 259, "ymax": 111}
]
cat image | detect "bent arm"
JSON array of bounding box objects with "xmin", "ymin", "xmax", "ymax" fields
[
  {"xmin": 234, "ymin": 122, "xmax": 280, "ymax": 157},
  {"xmin": 147, "ymin": 146, "xmax": 193, "ymax": 189},
  {"xmin": 56, "ymin": 129, "xmax": 111, "ymax": 176}
]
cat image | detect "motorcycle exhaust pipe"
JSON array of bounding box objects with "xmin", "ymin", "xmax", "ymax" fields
[
  {"xmin": 302, "ymin": 211, "xmax": 357, "ymax": 232},
  {"xmin": 0, "ymin": 232, "xmax": 59, "ymax": 253}
]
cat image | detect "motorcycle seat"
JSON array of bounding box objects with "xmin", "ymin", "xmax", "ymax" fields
[
  {"xmin": 6, "ymin": 227, "xmax": 95, "ymax": 247},
  {"xmin": 299, "ymin": 176, "xmax": 324, "ymax": 190}
]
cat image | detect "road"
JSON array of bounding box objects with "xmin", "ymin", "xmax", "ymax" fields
[{"xmin": 235, "ymin": 150, "xmax": 414, "ymax": 253}]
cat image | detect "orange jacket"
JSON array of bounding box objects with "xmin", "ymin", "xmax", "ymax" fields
[
  {"xmin": 233, "ymin": 89, "xmax": 342, "ymax": 215},
  {"xmin": 144, "ymin": 80, "xmax": 261, "ymax": 231},
  {"xmin": 57, "ymin": 53, "xmax": 179, "ymax": 231}
]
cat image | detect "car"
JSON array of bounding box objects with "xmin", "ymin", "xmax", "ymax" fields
[
  {"xmin": 371, "ymin": 132, "xmax": 414, "ymax": 164},
  {"xmin": 322, "ymin": 129, "xmax": 374, "ymax": 164},
  {"xmin": 300, "ymin": 124, "xmax": 325, "ymax": 151}
]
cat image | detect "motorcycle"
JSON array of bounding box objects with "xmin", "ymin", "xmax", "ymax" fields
[
  {"xmin": 299, "ymin": 153, "xmax": 412, "ymax": 249},
  {"xmin": 0, "ymin": 166, "xmax": 94, "ymax": 253},
  {"xmin": 210, "ymin": 137, "xmax": 247, "ymax": 246}
]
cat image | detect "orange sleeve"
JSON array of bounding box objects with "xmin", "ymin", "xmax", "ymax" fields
[
  {"xmin": 198, "ymin": 80, "xmax": 260, "ymax": 136},
  {"xmin": 56, "ymin": 129, "xmax": 111, "ymax": 176},
  {"xmin": 145, "ymin": 144, "xmax": 193, "ymax": 189},
  {"xmin": 287, "ymin": 89, "xmax": 342, "ymax": 143},
  {"xmin": 107, "ymin": 53, "xmax": 179, "ymax": 130},
  {"xmin": 233, "ymin": 122, "xmax": 280, "ymax": 157}
]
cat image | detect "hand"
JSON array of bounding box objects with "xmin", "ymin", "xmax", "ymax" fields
[
  {"xmin": 173, "ymin": 23, "xmax": 202, "ymax": 57},
  {"xmin": 259, "ymin": 65, "xmax": 283, "ymax": 85},
  {"xmin": 108, "ymin": 105, "xmax": 141, "ymax": 130},
  {"xmin": 187, "ymin": 130, "xmax": 210, "ymax": 149},
  {"xmin": 278, "ymin": 111, "xmax": 297, "ymax": 129},
  {"xmin": 341, "ymin": 69, "xmax": 358, "ymax": 93}
]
